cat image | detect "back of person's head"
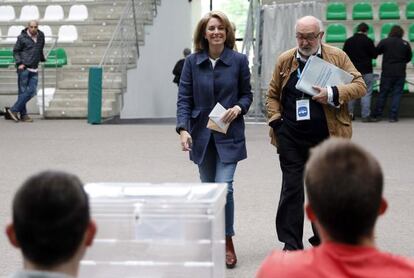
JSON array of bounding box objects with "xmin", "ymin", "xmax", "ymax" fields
[
  {"xmin": 183, "ymin": 48, "xmax": 191, "ymax": 57},
  {"xmin": 193, "ymin": 10, "xmax": 235, "ymax": 52},
  {"xmin": 389, "ymin": 25, "xmax": 404, "ymax": 38},
  {"xmin": 304, "ymin": 138, "xmax": 384, "ymax": 245},
  {"xmin": 7, "ymin": 170, "xmax": 93, "ymax": 268},
  {"xmin": 357, "ymin": 22, "xmax": 369, "ymax": 33}
]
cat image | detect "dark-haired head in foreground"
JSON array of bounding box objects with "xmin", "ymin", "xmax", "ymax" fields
[
  {"xmin": 6, "ymin": 170, "xmax": 96, "ymax": 277},
  {"xmin": 305, "ymin": 138, "xmax": 386, "ymax": 245},
  {"xmin": 257, "ymin": 138, "xmax": 414, "ymax": 278}
]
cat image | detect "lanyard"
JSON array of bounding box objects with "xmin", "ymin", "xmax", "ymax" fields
[
  {"xmin": 296, "ymin": 67, "xmax": 302, "ymax": 79},
  {"xmin": 296, "ymin": 67, "xmax": 305, "ymax": 99}
]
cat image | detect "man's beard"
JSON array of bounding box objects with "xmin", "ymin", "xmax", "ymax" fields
[{"xmin": 299, "ymin": 44, "xmax": 319, "ymax": 57}]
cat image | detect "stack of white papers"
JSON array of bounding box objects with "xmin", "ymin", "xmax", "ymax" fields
[
  {"xmin": 295, "ymin": 55, "xmax": 353, "ymax": 96},
  {"xmin": 207, "ymin": 103, "xmax": 229, "ymax": 134}
]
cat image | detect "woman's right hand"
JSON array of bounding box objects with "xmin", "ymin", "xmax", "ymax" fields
[{"xmin": 179, "ymin": 130, "xmax": 192, "ymax": 151}]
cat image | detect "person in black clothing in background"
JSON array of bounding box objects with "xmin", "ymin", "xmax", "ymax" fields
[
  {"xmin": 372, "ymin": 25, "xmax": 412, "ymax": 122},
  {"xmin": 172, "ymin": 48, "xmax": 191, "ymax": 86},
  {"xmin": 343, "ymin": 22, "xmax": 377, "ymax": 122},
  {"xmin": 6, "ymin": 20, "xmax": 45, "ymax": 123}
]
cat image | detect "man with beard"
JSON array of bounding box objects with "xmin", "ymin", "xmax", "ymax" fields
[{"xmin": 265, "ymin": 15, "xmax": 366, "ymax": 251}]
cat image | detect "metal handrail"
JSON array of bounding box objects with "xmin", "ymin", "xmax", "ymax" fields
[
  {"xmin": 153, "ymin": 0, "xmax": 158, "ymax": 16},
  {"xmin": 91, "ymin": 0, "xmax": 159, "ymax": 121},
  {"xmin": 131, "ymin": 0, "xmax": 141, "ymax": 59},
  {"xmin": 97, "ymin": 0, "xmax": 148, "ymax": 96},
  {"xmin": 99, "ymin": 0, "xmax": 160, "ymax": 67},
  {"xmin": 99, "ymin": 1, "xmax": 137, "ymax": 67},
  {"xmin": 41, "ymin": 36, "xmax": 59, "ymax": 117}
]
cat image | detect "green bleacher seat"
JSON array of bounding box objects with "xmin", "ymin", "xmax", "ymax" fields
[
  {"xmin": 381, "ymin": 22, "xmax": 397, "ymax": 39},
  {"xmin": 326, "ymin": 2, "xmax": 347, "ymax": 20},
  {"xmin": 0, "ymin": 48, "xmax": 14, "ymax": 68},
  {"xmin": 379, "ymin": 2, "xmax": 400, "ymax": 19},
  {"xmin": 45, "ymin": 48, "xmax": 67, "ymax": 68},
  {"xmin": 353, "ymin": 23, "xmax": 375, "ymax": 41},
  {"xmin": 403, "ymin": 82, "xmax": 409, "ymax": 93},
  {"xmin": 409, "ymin": 24, "xmax": 414, "ymax": 42},
  {"xmin": 406, "ymin": 1, "xmax": 414, "ymax": 19},
  {"xmin": 352, "ymin": 2, "xmax": 373, "ymax": 20},
  {"xmin": 326, "ymin": 24, "xmax": 347, "ymax": 43}
]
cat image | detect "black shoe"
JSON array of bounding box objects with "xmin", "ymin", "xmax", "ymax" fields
[
  {"xmin": 20, "ymin": 114, "xmax": 34, "ymax": 122},
  {"xmin": 6, "ymin": 107, "xmax": 19, "ymax": 122},
  {"xmin": 361, "ymin": 116, "xmax": 376, "ymax": 123},
  {"xmin": 3, "ymin": 107, "xmax": 9, "ymax": 119},
  {"xmin": 282, "ymin": 244, "xmax": 297, "ymax": 251},
  {"xmin": 370, "ymin": 116, "xmax": 382, "ymax": 122},
  {"xmin": 389, "ymin": 118, "xmax": 398, "ymax": 123},
  {"xmin": 308, "ymin": 236, "xmax": 321, "ymax": 247}
]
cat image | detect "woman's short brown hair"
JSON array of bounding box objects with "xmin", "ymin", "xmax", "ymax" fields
[{"xmin": 193, "ymin": 11, "xmax": 235, "ymax": 52}]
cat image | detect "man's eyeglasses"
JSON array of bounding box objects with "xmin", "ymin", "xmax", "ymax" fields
[
  {"xmin": 296, "ymin": 32, "xmax": 321, "ymax": 42},
  {"xmin": 29, "ymin": 26, "xmax": 38, "ymax": 29}
]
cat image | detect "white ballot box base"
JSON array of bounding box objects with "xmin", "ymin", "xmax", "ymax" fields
[{"xmin": 79, "ymin": 183, "xmax": 227, "ymax": 278}]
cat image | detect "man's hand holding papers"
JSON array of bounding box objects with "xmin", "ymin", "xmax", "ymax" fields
[
  {"xmin": 311, "ymin": 85, "xmax": 328, "ymax": 105},
  {"xmin": 295, "ymin": 55, "xmax": 353, "ymax": 97}
]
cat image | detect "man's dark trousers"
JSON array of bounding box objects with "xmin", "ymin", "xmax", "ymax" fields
[
  {"xmin": 275, "ymin": 124, "xmax": 327, "ymax": 250},
  {"xmin": 373, "ymin": 76, "xmax": 405, "ymax": 121}
]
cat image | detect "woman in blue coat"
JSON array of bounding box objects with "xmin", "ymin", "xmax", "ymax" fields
[{"xmin": 176, "ymin": 11, "xmax": 252, "ymax": 269}]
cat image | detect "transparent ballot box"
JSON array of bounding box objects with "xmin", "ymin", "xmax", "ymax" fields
[{"xmin": 79, "ymin": 183, "xmax": 227, "ymax": 278}]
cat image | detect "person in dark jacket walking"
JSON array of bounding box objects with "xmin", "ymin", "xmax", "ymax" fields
[
  {"xmin": 6, "ymin": 20, "xmax": 45, "ymax": 123},
  {"xmin": 343, "ymin": 22, "xmax": 377, "ymax": 122},
  {"xmin": 266, "ymin": 15, "xmax": 366, "ymax": 252},
  {"xmin": 172, "ymin": 48, "xmax": 191, "ymax": 86},
  {"xmin": 372, "ymin": 25, "xmax": 412, "ymax": 122},
  {"xmin": 176, "ymin": 11, "xmax": 252, "ymax": 269}
]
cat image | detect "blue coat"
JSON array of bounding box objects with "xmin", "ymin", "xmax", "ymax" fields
[{"xmin": 176, "ymin": 47, "xmax": 253, "ymax": 164}]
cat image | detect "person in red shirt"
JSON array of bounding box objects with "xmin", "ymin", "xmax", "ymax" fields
[{"xmin": 257, "ymin": 138, "xmax": 414, "ymax": 278}]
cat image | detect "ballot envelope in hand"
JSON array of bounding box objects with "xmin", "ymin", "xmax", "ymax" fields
[{"xmin": 207, "ymin": 103, "xmax": 230, "ymax": 134}]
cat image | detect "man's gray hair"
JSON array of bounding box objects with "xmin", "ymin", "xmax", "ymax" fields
[
  {"xmin": 295, "ymin": 16, "xmax": 324, "ymax": 32},
  {"xmin": 315, "ymin": 17, "xmax": 324, "ymax": 32}
]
